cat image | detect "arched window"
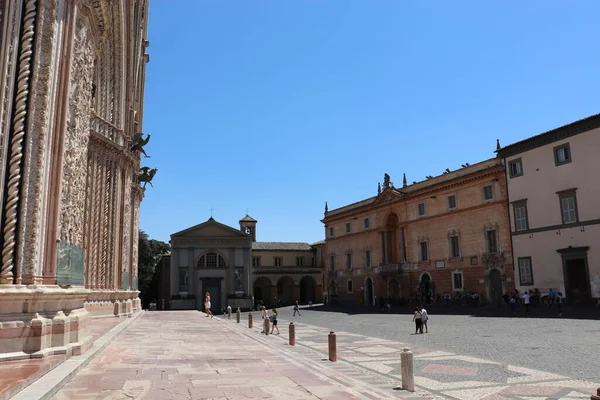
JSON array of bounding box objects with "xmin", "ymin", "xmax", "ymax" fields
[{"xmin": 198, "ymin": 252, "xmax": 226, "ymax": 268}]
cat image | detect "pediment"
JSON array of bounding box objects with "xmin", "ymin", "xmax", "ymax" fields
[
  {"xmin": 372, "ymin": 188, "xmax": 404, "ymax": 207},
  {"xmin": 171, "ymin": 218, "xmax": 249, "ymax": 238}
]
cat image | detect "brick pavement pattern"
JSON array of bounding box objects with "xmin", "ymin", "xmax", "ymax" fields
[{"xmin": 52, "ymin": 312, "xmax": 431, "ymax": 400}]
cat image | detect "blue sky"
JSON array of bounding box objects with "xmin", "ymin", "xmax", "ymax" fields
[{"xmin": 140, "ymin": 1, "xmax": 599, "ymax": 244}]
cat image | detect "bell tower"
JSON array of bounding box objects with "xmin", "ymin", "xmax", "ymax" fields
[{"xmin": 239, "ymin": 214, "xmax": 257, "ymax": 242}]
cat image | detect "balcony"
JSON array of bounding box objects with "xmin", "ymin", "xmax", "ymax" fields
[
  {"xmin": 90, "ymin": 113, "xmax": 127, "ymax": 147},
  {"xmin": 378, "ymin": 263, "xmax": 409, "ymax": 276}
]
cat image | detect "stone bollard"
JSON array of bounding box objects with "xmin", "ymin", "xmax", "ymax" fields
[
  {"xmin": 591, "ymin": 387, "xmax": 600, "ymax": 400},
  {"xmin": 263, "ymin": 316, "xmax": 270, "ymax": 336},
  {"xmin": 328, "ymin": 331, "xmax": 337, "ymax": 362},
  {"xmin": 236, "ymin": 307, "xmax": 241, "ymax": 323},
  {"xmin": 248, "ymin": 313, "xmax": 253, "ymax": 329},
  {"xmin": 289, "ymin": 322, "xmax": 295, "ymax": 346},
  {"xmin": 401, "ymin": 347, "xmax": 415, "ymax": 392},
  {"xmin": 227, "ymin": 305, "xmax": 232, "ymax": 319}
]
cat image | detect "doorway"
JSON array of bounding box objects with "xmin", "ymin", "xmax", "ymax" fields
[
  {"xmin": 488, "ymin": 269, "xmax": 503, "ymax": 304},
  {"xmin": 564, "ymin": 258, "xmax": 591, "ymax": 304},
  {"xmin": 365, "ymin": 277, "xmax": 374, "ymax": 306},
  {"xmin": 202, "ymin": 278, "xmax": 222, "ymax": 314}
]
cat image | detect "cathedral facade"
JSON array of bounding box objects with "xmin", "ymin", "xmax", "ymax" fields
[{"xmin": 0, "ymin": 0, "xmax": 150, "ymax": 357}]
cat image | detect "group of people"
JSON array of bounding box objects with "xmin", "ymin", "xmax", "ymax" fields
[
  {"xmin": 412, "ymin": 306, "xmax": 429, "ymax": 334},
  {"xmin": 259, "ymin": 306, "xmax": 280, "ymax": 334}
]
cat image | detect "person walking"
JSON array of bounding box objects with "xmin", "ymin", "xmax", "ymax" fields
[
  {"xmin": 412, "ymin": 307, "xmax": 423, "ymax": 334},
  {"xmin": 293, "ymin": 301, "xmax": 301, "ymax": 316},
  {"xmin": 556, "ymin": 292, "xmax": 563, "ymax": 317},
  {"xmin": 270, "ymin": 308, "xmax": 280, "ymax": 334},
  {"xmin": 421, "ymin": 306, "xmax": 429, "ymax": 333},
  {"xmin": 523, "ymin": 291, "xmax": 531, "ymax": 313},
  {"xmin": 204, "ymin": 292, "xmax": 214, "ymax": 318}
]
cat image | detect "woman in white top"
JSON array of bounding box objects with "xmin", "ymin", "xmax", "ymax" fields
[{"xmin": 204, "ymin": 292, "xmax": 214, "ymax": 318}]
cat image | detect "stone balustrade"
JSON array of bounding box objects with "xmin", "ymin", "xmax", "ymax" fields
[{"xmin": 90, "ymin": 113, "xmax": 128, "ymax": 147}]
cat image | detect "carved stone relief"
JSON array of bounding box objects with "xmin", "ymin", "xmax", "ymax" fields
[
  {"xmin": 121, "ymin": 168, "xmax": 132, "ymax": 280},
  {"xmin": 58, "ymin": 15, "xmax": 95, "ymax": 246}
]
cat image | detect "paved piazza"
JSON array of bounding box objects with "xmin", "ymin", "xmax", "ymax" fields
[{"xmin": 49, "ymin": 308, "xmax": 599, "ymax": 400}]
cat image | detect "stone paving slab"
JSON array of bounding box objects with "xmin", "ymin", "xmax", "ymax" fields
[
  {"xmin": 51, "ymin": 312, "xmax": 430, "ymax": 400},
  {"xmin": 224, "ymin": 312, "xmax": 599, "ymax": 400}
]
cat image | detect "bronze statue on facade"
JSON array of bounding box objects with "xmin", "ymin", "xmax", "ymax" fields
[
  {"xmin": 131, "ymin": 132, "xmax": 151, "ymax": 158},
  {"xmin": 138, "ymin": 167, "xmax": 157, "ymax": 188}
]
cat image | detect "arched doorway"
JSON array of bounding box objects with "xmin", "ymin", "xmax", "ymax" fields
[
  {"xmin": 365, "ymin": 277, "xmax": 374, "ymax": 306},
  {"xmin": 388, "ymin": 279, "xmax": 400, "ymax": 299},
  {"xmin": 277, "ymin": 276, "xmax": 295, "ymax": 306},
  {"xmin": 300, "ymin": 276, "xmax": 317, "ymax": 304},
  {"xmin": 489, "ymin": 269, "xmax": 503, "ymax": 304},
  {"xmin": 419, "ymin": 273, "xmax": 432, "ymax": 303},
  {"xmin": 383, "ymin": 214, "xmax": 400, "ymax": 263},
  {"xmin": 253, "ymin": 276, "xmax": 273, "ymax": 308}
]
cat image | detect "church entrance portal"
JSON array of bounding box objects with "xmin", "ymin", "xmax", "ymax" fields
[
  {"xmin": 489, "ymin": 269, "xmax": 503, "ymax": 305},
  {"xmin": 365, "ymin": 277, "xmax": 374, "ymax": 306},
  {"xmin": 201, "ymin": 278, "xmax": 222, "ymax": 314}
]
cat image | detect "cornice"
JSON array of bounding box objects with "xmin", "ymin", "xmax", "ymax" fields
[{"xmin": 322, "ymin": 165, "xmax": 504, "ymax": 223}]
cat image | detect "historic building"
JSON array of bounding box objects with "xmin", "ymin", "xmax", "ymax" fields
[
  {"xmin": 168, "ymin": 217, "xmax": 253, "ymax": 312},
  {"xmin": 160, "ymin": 215, "xmax": 324, "ymax": 311},
  {"xmin": 0, "ymin": 0, "xmax": 150, "ymax": 357},
  {"xmin": 322, "ymin": 158, "xmax": 514, "ymax": 306},
  {"xmin": 496, "ymin": 114, "xmax": 600, "ymax": 304}
]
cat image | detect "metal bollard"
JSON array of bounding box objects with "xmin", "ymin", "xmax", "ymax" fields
[
  {"xmin": 401, "ymin": 347, "xmax": 415, "ymax": 392},
  {"xmin": 328, "ymin": 331, "xmax": 337, "ymax": 362},
  {"xmin": 591, "ymin": 387, "xmax": 600, "ymax": 400},
  {"xmin": 248, "ymin": 313, "xmax": 253, "ymax": 329},
  {"xmin": 227, "ymin": 305, "xmax": 232, "ymax": 319},
  {"xmin": 289, "ymin": 322, "xmax": 295, "ymax": 346},
  {"xmin": 263, "ymin": 316, "xmax": 270, "ymax": 335},
  {"xmin": 236, "ymin": 307, "xmax": 241, "ymax": 323}
]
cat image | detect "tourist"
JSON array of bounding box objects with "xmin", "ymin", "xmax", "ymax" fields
[
  {"xmin": 509, "ymin": 295, "xmax": 517, "ymax": 314},
  {"xmin": 412, "ymin": 307, "xmax": 423, "ymax": 334},
  {"xmin": 523, "ymin": 291, "xmax": 531, "ymax": 313},
  {"xmin": 421, "ymin": 306, "xmax": 429, "ymax": 333},
  {"xmin": 204, "ymin": 292, "xmax": 213, "ymax": 318},
  {"xmin": 556, "ymin": 292, "xmax": 563, "ymax": 317},
  {"xmin": 293, "ymin": 301, "xmax": 301, "ymax": 316},
  {"xmin": 270, "ymin": 308, "xmax": 280, "ymax": 335},
  {"xmin": 260, "ymin": 306, "xmax": 268, "ymax": 333}
]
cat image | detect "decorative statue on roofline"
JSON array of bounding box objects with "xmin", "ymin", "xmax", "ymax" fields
[
  {"xmin": 131, "ymin": 132, "xmax": 151, "ymax": 158},
  {"xmin": 383, "ymin": 173, "xmax": 392, "ymax": 189},
  {"xmin": 138, "ymin": 166, "xmax": 158, "ymax": 188}
]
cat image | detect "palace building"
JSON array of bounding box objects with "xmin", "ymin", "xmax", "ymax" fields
[
  {"xmin": 0, "ymin": 0, "xmax": 150, "ymax": 357},
  {"xmin": 158, "ymin": 215, "xmax": 324, "ymax": 311},
  {"xmin": 497, "ymin": 114, "xmax": 600, "ymax": 304},
  {"xmin": 322, "ymin": 157, "xmax": 514, "ymax": 306}
]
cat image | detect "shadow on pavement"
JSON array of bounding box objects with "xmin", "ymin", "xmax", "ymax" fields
[{"xmin": 300, "ymin": 303, "xmax": 600, "ymax": 320}]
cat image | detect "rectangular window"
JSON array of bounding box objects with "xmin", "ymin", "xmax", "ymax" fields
[
  {"xmin": 346, "ymin": 253, "xmax": 352, "ymax": 270},
  {"xmin": 518, "ymin": 257, "xmax": 534, "ymax": 286},
  {"xmin": 418, "ymin": 202, "xmax": 425, "ymax": 216},
  {"xmin": 508, "ymin": 158, "xmax": 523, "ymax": 178},
  {"xmin": 252, "ymin": 256, "xmax": 261, "ymax": 267},
  {"xmin": 420, "ymin": 241, "xmax": 428, "ymax": 261},
  {"xmin": 364, "ymin": 218, "xmax": 370, "ymax": 229},
  {"xmin": 483, "ymin": 185, "xmax": 493, "ymax": 200},
  {"xmin": 296, "ymin": 256, "xmax": 304, "ymax": 266},
  {"xmin": 449, "ymin": 236, "xmax": 460, "ymax": 258},
  {"xmin": 365, "ymin": 250, "xmax": 371, "ymax": 267},
  {"xmin": 559, "ymin": 191, "xmax": 578, "ymax": 224},
  {"xmin": 347, "ymin": 280, "xmax": 353, "ymax": 293},
  {"xmin": 554, "ymin": 143, "xmax": 571, "ymax": 166},
  {"xmin": 345, "ymin": 222, "xmax": 351, "ymax": 233},
  {"xmin": 486, "ymin": 230, "xmax": 498, "ymax": 253},
  {"xmin": 311, "ymin": 257, "xmax": 315, "ymax": 266},
  {"xmin": 329, "ymin": 226, "xmax": 334, "ymax": 237},
  {"xmin": 329, "ymin": 255, "xmax": 335, "ymax": 271},
  {"xmin": 178, "ymin": 269, "xmax": 188, "ymax": 292},
  {"xmin": 448, "ymin": 195, "xmax": 457, "ymax": 209},
  {"xmin": 274, "ymin": 257, "xmax": 283, "ymax": 267},
  {"xmin": 452, "ymin": 272, "xmax": 464, "ymax": 291},
  {"xmin": 513, "ymin": 201, "xmax": 529, "ymax": 232}
]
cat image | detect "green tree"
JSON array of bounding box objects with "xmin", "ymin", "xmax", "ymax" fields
[{"xmin": 138, "ymin": 230, "xmax": 170, "ymax": 306}]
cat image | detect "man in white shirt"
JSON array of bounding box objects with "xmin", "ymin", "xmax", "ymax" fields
[
  {"xmin": 523, "ymin": 291, "xmax": 531, "ymax": 313},
  {"xmin": 421, "ymin": 307, "xmax": 429, "ymax": 333}
]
